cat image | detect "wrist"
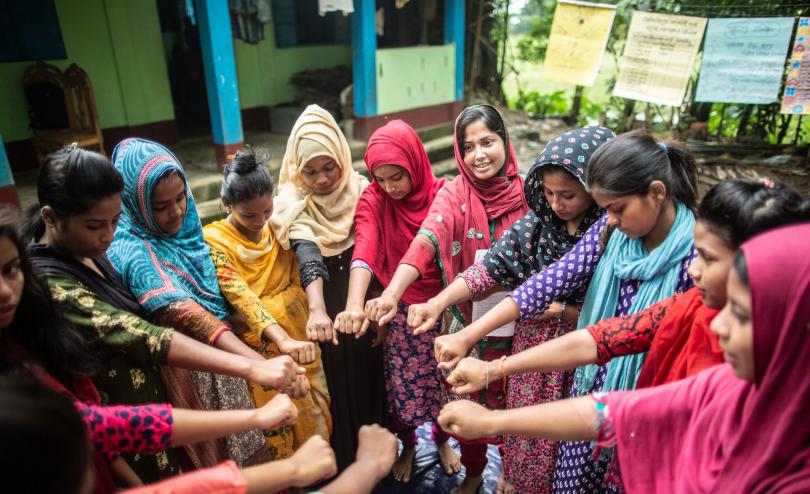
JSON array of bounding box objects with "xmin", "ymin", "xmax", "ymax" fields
[
  {"xmin": 483, "ymin": 410, "xmax": 501, "ymax": 437},
  {"xmin": 236, "ymin": 356, "xmax": 255, "ymax": 381}
]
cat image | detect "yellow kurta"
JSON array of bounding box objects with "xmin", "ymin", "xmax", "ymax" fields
[{"xmin": 203, "ymin": 219, "xmax": 332, "ymax": 456}]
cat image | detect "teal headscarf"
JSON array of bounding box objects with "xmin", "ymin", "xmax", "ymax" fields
[
  {"xmin": 574, "ymin": 200, "xmax": 695, "ymax": 393},
  {"xmin": 107, "ymin": 138, "xmax": 229, "ymax": 319}
]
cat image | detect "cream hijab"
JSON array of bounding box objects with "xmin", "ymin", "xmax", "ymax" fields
[{"xmin": 270, "ymin": 105, "xmax": 368, "ymax": 257}]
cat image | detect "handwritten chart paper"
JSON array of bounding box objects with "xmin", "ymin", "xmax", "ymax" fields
[
  {"xmin": 540, "ymin": 0, "xmax": 617, "ymax": 87},
  {"xmin": 781, "ymin": 18, "xmax": 810, "ymax": 114},
  {"xmin": 695, "ymin": 17, "xmax": 794, "ymax": 104},
  {"xmin": 613, "ymin": 11, "xmax": 707, "ymax": 106}
]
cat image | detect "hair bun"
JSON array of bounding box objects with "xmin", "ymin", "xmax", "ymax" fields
[{"xmin": 226, "ymin": 149, "xmax": 259, "ymax": 175}]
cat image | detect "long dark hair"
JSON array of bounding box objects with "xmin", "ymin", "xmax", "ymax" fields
[
  {"xmin": 220, "ymin": 147, "xmax": 275, "ymax": 205},
  {"xmin": 22, "ymin": 146, "xmax": 124, "ymax": 242},
  {"xmin": 698, "ymin": 179, "xmax": 810, "ymax": 249},
  {"xmin": 0, "ymin": 207, "xmax": 100, "ymax": 381},
  {"xmin": 0, "ymin": 374, "xmax": 90, "ymax": 494},
  {"xmin": 587, "ymin": 130, "xmax": 698, "ymax": 210},
  {"xmin": 455, "ymin": 104, "xmax": 509, "ymax": 152}
]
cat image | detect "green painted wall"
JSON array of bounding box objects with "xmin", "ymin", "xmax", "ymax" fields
[
  {"xmin": 234, "ymin": 21, "xmax": 352, "ymax": 109},
  {"xmin": 0, "ymin": 0, "xmax": 174, "ymax": 143},
  {"xmin": 376, "ymin": 44, "xmax": 456, "ymax": 114}
]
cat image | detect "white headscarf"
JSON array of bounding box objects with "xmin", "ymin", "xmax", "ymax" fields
[{"xmin": 269, "ymin": 105, "xmax": 368, "ymax": 257}]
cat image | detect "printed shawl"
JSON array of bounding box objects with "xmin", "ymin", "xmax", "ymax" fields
[
  {"xmin": 352, "ymin": 120, "xmax": 446, "ymax": 304},
  {"xmin": 107, "ymin": 138, "xmax": 229, "ymax": 318},
  {"xmin": 606, "ymin": 223, "xmax": 810, "ymax": 493},
  {"xmin": 482, "ymin": 126, "xmax": 612, "ymax": 294}
]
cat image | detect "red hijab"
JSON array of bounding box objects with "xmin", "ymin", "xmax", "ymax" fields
[
  {"xmin": 635, "ymin": 287, "xmax": 723, "ymax": 388},
  {"xmin": 416, "ymin": 105, "xmax": 528, "ymax": 321},
  {"xmin": 606, "ymin": 223, "xmax": 810, "ymax": 493},
  {"xmin": 352, "ymin": 120, "xmax": 446, "ymax": 303}
]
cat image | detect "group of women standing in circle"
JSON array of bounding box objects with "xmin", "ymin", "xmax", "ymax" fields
[{"xmin": 1, "ymin": 100, "xmax": 808, "ymax": 494}]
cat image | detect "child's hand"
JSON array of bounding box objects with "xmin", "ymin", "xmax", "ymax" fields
[
  {"xmin": 438, "ymin": 400, "xmax": 494, "ymax": 440},
  {"xmin": 285, "ymin": 374, "xmax": 310, "ymax": 399},
  {"xmin": 256, "ymin": 393, "xmax": 298, "ymax": 428},
  {"xmin": 355, "ymin": 424, "xmax": 397, "ymax": 480},
  {"xmin": 446, "ymin": 357, "xmax": 490, "ymax": 395},
  {"xmin": 289, "ymin": 436, "xmax": 337, "ymax": 486},
  {"xmin": 277, "ymin": 337, "xmax": 317, "ymax": 365},
  {"xmin": 408, "ymin": 299, "xmax": 443, "ymax": 335},
  {"xmin": 365, "ymin": 292, "xmax": 399, "ymax": 326},
  {"xmin": 434, "ymin": 332, "xmax": 472, "ymax": 370},
  {"xmin": 307, "ymin": 309, "xmax": 338, "ymax": 345},
  {"xmin": 334, "ymin": 308, "xmax": 371, "ymax": 337},
  {"xmin": 247, "ymin": 355, "xmax": 303, "ymax": 391}
]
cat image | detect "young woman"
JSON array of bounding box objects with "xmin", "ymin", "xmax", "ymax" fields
[
  {"xmin": 429, "ymin": 131, "xmax": 699, "ymax": 493},
  {"xmin": 0, "ymin": 376, "xmax": 398, "ymax": 494},
  {"xmin": 404, "ymin": 126, "xmax": 612, "ymax": 494},
  {"xmin": 107, "ymin": 138, "xmax": 309, "ymax": 466},
  {"xmin": 1, "ymin": 204, "xmax": 299, "ymax": 491},
  {"xmin": 362, "ymin": 104, "xmax": 529, "ymax": 493},
  {"xmin": 269, "ymin": 105, "xmax": 384, "ymax": 471},
  {"xmin": 438, "ymin": 222, "xmax": 810, "ymax": 493},
  {"xmin": 26, "ymin": 146, "xmax": 303, "ymax": 481},
  {"xmin": 333, "ymin": 119, "xmax": 454, "ymax": 484},
  {"xmin": 446, "ymin": 179, "xmax": 810, "ymax": 398},
  {"xmin": 204, "ymin": 148, "xmax": 333, "ymax": 455}
]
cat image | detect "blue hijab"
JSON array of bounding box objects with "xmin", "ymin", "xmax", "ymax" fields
[{"xmin": 107, "ymin": 138, "xmax": 229, "ymax": 319}]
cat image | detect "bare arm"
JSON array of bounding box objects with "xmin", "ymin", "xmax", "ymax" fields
[
  {"xmin": 365, "ymin": 263, "xmax": 420, "ymax": 326},
  {"xmin": 171, "ymin": 394, "xmax": 297, "ymax": 446},
  {"xmin": 334, "ymin": 267, "xmax": 373, "ymax": 336},
  {"xmin": 447, "ymin": 330, "xmax": 598, "ymax": 394},
  {"xmin": 166, "ymin": 331, "xmax": 302, "ymax": 392},
  {"xmin": 438, "ymin": 396, "xmax": 598, "ymax": 442},
  {"xmin": 408, "ymin": 277, "xmax": 474, "ymax": 335},
  {"xmin": 319, "ymin": 424, "xmax": 397, "ymax": 494},
  {"xmin": 304, "ymin": 277, "xmax": 338, "ymax": 345}
]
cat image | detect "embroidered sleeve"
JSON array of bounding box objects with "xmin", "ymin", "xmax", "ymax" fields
[
  {"xmin": 120, "ymin": 461, "xmax": 247, "ymax": 494},
  {"xmin": 586, "ymin": 295, "xmax": 676, "ymax": 364},
  {"xmin": 292, "ymin": 240, "xmax": 329, "ymax": 289},
  {"xmin": 510, "ymin": 215, "xmax": 607, "ymax": 322},
  {"xmin": 152, "ymin": 299, "xmax": 231, "ymax": 347},
  {"xmin": 209, "ymin": 248, "xmax": 275, "ymax": 348},
  {"xmin": 400, "ymin": 234, "xmax": 436, "ymax": 276},
  {"xmin": 76, "ymin": 402, "xmax": 173, "ymax": 460},
  {"xmin": 44, "ymin": 275, "xmax": 174, "ymax": 366},
  {"xmin": 459, "ymin": 262, "xmax": 498, "ymax": 298}
]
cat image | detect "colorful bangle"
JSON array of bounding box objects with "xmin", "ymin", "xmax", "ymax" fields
[{"xmin": 208, "ymin": 325, "xmax": 231, "ymax": 346}]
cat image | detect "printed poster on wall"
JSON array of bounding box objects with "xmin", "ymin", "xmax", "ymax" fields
[
  {"xmin": 612, "ymin": 11, "xmax": 707, "ymax": 106},
  {"xmin": 540, "ymin": 0, "xmax": 617, "ymax": 87},
  {"xmin": 781, "ymin": 18, "xmax": 810, "ymax": 114},
  {"xmin": 695, "ymin": 17, "xmax": 795, "ymax": 104}
]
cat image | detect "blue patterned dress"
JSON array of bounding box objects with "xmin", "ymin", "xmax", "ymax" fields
[{"xmin": 509, "ymin": 216, "xmax": 695, "ymax": 493}]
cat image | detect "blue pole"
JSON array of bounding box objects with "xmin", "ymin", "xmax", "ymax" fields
[
  {"xmin": 195, "ymin": 0, "xmax": 244, "ymax": 164},
  {"xmin": 351, "ymin": 0, "xmax": 377, "ymax": 117},
  {"xmin": 444, "ymin": 0, "xmax": 465, "ymax": 101}
]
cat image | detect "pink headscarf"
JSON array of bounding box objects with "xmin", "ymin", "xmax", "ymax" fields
[
  {"xmin": 352, "ymin": 120, "xmax": 446, "ymax": 303},
  {"xmin": 605, "ymin": 222, "xmax": 810, "ymax": 493}
]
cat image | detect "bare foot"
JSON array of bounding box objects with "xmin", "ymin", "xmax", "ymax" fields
[
  {"xmin": 453, "ymin": 474, "xmax": 483, "ymax": 494},
  {"xmin": 496, "ymin": 469, "xmax": 516, "ymax": 494},
  {"xmin": 392, "ymin": 446, "xmax": 416, "ymax": 483},
  {"xmin": 437, "ymin": 441, "xmax": 462, "ymax": 475}
]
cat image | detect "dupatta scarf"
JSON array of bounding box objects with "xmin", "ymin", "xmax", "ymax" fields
[
  {"xmin": 606, "ymin": 223, "xmax": 810, "ymax": 493},
  {"xmin": 107, "ymin": 138, "xmax": 229, "ymax": 319},
  {"xmin": 269, "ymin": 104, "xmax": 368, "ymax": 256},
  {"xmin": 416, "ymin": 106, "xmax": 528, "ymax": 321},
  {"xmin": 352, "ymin": 120, "xmax": 446, "ymax": 304},
  {"xmin": 482, "ymin": 126, "xmax": 612, "ymax": 292}
]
